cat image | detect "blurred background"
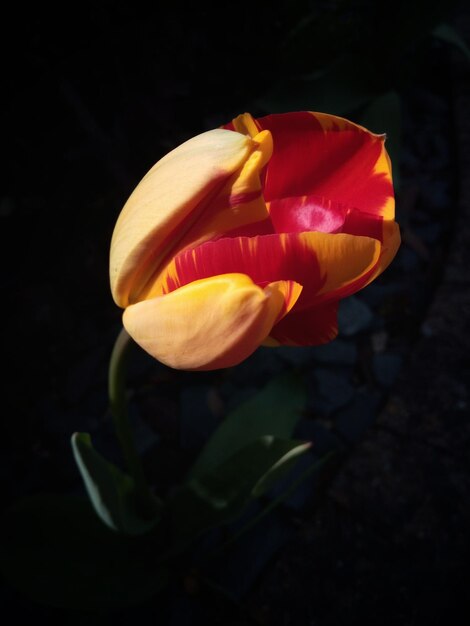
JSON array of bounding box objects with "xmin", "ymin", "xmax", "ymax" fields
[{"xmin": 2, "ymin": 1, "xmax": 470, "ymax": 624}]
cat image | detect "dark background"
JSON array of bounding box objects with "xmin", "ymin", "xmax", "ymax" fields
[
  {"xmin": 3, "ymin": 0, "xmax": 462, "ymax": 468},
  {"xmin": 2, "ymin": 2, "xmax": 470, "ymax": 624}
]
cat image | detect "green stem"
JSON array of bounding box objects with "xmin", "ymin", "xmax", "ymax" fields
[{"xmin": 108, "ymin": 327, "xmax": 155, "ymax": 513}]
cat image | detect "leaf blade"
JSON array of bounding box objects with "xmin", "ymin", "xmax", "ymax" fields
[
  {"xmin": 71, "ymin": 432, "xmax": 158, "ymax": 535},
  {"xmin": 171, "ymin": 435, "xmax": 311, "ymax": 547},
  {"xmin": 189, "ymin": 373, "xmax": 306, "ymax": 479}
]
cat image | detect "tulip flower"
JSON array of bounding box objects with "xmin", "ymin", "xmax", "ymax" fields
[{"xmin": 110, "ymin": 112, "xmax": 400, "ymax": 371}]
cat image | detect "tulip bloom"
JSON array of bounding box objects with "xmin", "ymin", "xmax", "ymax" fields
[{"xmin": 110, "ymin": 112, "xmax": 400, "ymax": 370}]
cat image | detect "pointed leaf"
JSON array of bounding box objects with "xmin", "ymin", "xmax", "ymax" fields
[
  {"xmin": 0, "ymin": 495, "xmax": 167, "ymax": 609},
  {"xmin": 71, "ymin": 432, "xmax": 158, "ymax": 535},
  {"xmin": 251, "ymin": 440, "xmax": 312, "ymax": 497},
  {"xmin": 171, "ymin": 436, "xmax": 311, "ymax": 547},
  {"xmin": 189, "ymin": 373, "xmax": 306, "ymax": 480}
]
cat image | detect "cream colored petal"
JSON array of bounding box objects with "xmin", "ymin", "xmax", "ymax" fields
[
  {"xmin": 144, "ymin": 129, "xmax": 273, "ymax": 300},
  {"xmin": 110, "ymin": 129, "xmax": 255, "ymax": 307},
  {"xmin": 122, "ymin": 273, "xmax": 298, "ymax": 371}
]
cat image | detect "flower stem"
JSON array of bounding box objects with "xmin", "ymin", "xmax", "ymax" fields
[{"xmin": 108, "ymin": 327, "xmax": 155, "ymax": 514}]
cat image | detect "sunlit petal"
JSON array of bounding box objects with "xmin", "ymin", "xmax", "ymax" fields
[
  {"xmin": 251, "ymin": 111, "xmax": 394, "ymax": 221},
  {"xmin": 123, "ymin": 273, "xmax": 300, "ymax": 371},
  {"xmin": 110, "ymin": 129, "xmax": 255, "ymax": 307},
  {"xmin": 152, "ymin": 231, "xmax": 379, "ymax": 312}
]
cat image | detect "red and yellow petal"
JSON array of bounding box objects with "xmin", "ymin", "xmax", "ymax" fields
[
  {"xmin": 361, "ymin": 220, "xmax": 401, "ymax": 287},
  {"xmin": 268, "ymin": 279, "xmax": 303, "ymax": 321},
  {"xmin": 110, "ymin": 129, "xmax": 256, "ymax": 308},
  {"xmin": 308, "ymin": 231, "xmax": 381, "ymax": 303},
  {"xmin": 122, "ymin": 128, "xmax": 277, "ymax": 306},
  {"xmin": 224, "ymin": 113, "xmax": 262, "ymax": 137},
  {"xmin": 149, "ymin": 231, "xmax": 380, "ymax": 312},
  {"xmin": 163, "ymin": 128, "xmax": 274, "ymax": 254},
  {"xmin": 267, "ymin": 195, "xmax": 398, "ymax": 288},
  {"xmin": 230, "ymin": 111, "xmax": 394, "ymax": 223},
  {"xmin": 122, "ymin": 273, "xmax": 301, "ymax": 371}
]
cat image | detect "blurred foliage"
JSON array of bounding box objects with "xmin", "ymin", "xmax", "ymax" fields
[
  {"xmin": 279, "ymin": 0, "xmax": 455, "ymax": 79},
  {"xmin": 254, "ymin": 0, "xmax": 465, "ymax": 188},
  {"xmin": 1, "ymin": 374, "xmax": 319, "ymax": 609},
  {"xmin": 6, "ymin": 0, "xmax": 465, "ymax": 203},
  {"xmin": 189, "ymin": 373, "xmax": 306, "ymax": 479},
  {"xmin": 1, "ymin": 495, "xmax": 168, "ymax": 610}
]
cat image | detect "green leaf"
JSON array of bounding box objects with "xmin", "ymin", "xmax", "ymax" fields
[
  {"xmin": 171, "ymin": 436, "xmax": 311, "ymax": 547},
  {"xmin": 0, "ymin": 495, "xmax": 167, "ymax": 609},
  {"xmin": 251, "ymin": 440, "xmax": 312, "ymax": 497},
  {"xmin": 218, "ymin": 451, "xmax": 335, "ymax": 552},
  {"xmin": 433, "ymin": 23, "xmax": 470, "ymax": 63},
  {"xmin": 188, "ymin": 373, "xmax": 306, "ymax": 480},
  {"xmin": 360, "ymin": 91, "xmax": 402, "ymax": 190},
  {"xmin": 71, "ymin": 432, "xmax": 158, "ymax": 535}
]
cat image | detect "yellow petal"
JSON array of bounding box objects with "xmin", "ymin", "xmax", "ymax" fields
[
  {"xmin": 231, "ymin": 112, "xmax": 261, "ymax": 138},
  {"xmin": 122, "ymin": 274, "xmax": 300, "ymax": 371},
  {"xmin": 110, "ymin": 129, "xmax": 255, "ymax": 307},
  {"xmin": 304, "ymin": 231, "xmax": 381, "ymax": 299},
  {"xmin": 145, "ymin": 129, "xmax": 273, "ymax": 300},
  {"xmin": 267, "ymin": 279, "xmax": 303, "ymax": 321},
  {"xmin": 363, "ymin": 220, "xmax": 401, "ymax": 286}
]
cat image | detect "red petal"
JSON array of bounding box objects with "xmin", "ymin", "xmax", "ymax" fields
[
  {"xmin": 159, "ymin": 231, "xmax": 380, "ymax": 313},
  {"xmin": 268, "ymin": 194, "xmax": 385, "ymax": 243},
  {"xmin": 341, "ymin": 207, "xmax": 384, "ymax": 242},
  {"xmin": 269, "ymin": 301, "xmax": 339, "ymax": 346},
  {"xmin": 268, "ymin": 194, "xmax": 349, "ymax": 235},
  {"xmin": 254, "ymin": 112, "xmax": 393, "ymax": 219},
  {"xmin": 164, "ymin": 233, "xmax": 323, "ymax": 301}
]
